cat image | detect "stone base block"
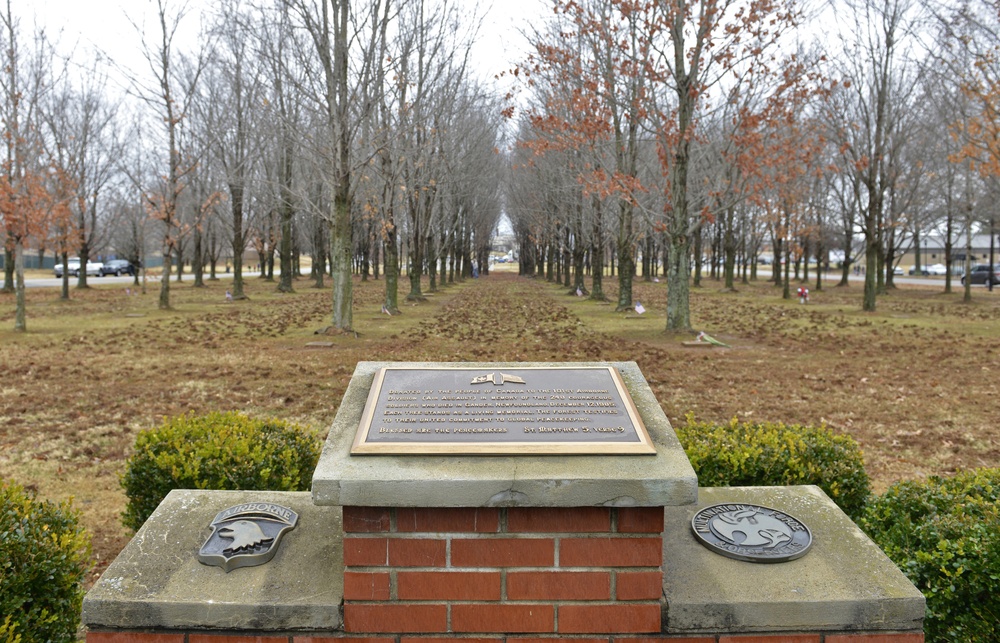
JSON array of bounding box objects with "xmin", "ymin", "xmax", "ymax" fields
[
  {"xmin": 663, "ymin": 486, "xmax": 925, "ymax": 635},
  {"xmin": 82, "ymin": 490, "xmax": 343, "ymax": 632}
]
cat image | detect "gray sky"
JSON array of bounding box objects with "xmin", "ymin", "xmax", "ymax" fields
[{"xmin": 29, "ymin": 0, "xmax": 546, "ymax": 89}]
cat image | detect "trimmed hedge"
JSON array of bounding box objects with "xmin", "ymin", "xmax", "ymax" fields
[
  {"xmin": 675, "ymin": 415, "xmax": 871, "ymax": 519},
  {"xmin": 860, "ymin": 468, "xmax": 1000, "ymax": 642},
  {"xmin": 121, "ymin": 412, "xmax": 322, "ymax": 531},
  {"xmin": 0, "ymin": 480, "xmax": 91, "ymax": 643}
]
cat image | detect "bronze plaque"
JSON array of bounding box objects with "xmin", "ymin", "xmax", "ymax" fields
[
  {"xmin": 351, "ymin": 366, "xmax": 656, "ymax": 455},
  {"xmin": 691, "ymin": 503, "xmax": 813, "ymax": 563}
]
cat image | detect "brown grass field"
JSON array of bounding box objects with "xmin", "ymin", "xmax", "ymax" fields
[{"xmin": 1, "ymin": 268, "xmax": 998, "ymax": 586}]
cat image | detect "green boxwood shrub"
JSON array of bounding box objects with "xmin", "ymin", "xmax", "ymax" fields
[
  {"xmin": 0, "ymin": 480, "xmax": 91, "ymax": 643},
  {"xmin": 675, "ymin": 415, "xmax": 871, "ymax": 519},
  {"xmin": 860, "ymin": 469, "xmax": 999, "ymax": 643},
  {"xmin": 121, "ymin": 412, "xmax": 322, "ymax": 531}
]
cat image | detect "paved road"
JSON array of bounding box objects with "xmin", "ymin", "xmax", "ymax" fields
[
  {"xmin": 754, "ymin": 269, "xmax": 999, "ymax": 290},
  {"xmin": 21, "ymin": 271, "xmax": 259, "ymax": 289},
  {"xmin": 17, "ymin": 269, "xmax": 996, "ymax": 290}
]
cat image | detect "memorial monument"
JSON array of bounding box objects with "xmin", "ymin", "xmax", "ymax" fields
[{"xmin": 83, "ymin": 361, "xmax": 926, "ymax": 642}]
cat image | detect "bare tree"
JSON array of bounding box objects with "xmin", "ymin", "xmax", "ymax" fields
[
  {"xmin": 283, "ymin": 0, "xmax": 389, "ymax": 331},
  {"xmin": 131, "ymin": 0, "xmax": 207, "ymax": 309},
  {"xmin": 0, "ymin": 0, "xmax": 54, "ymax": 329},
  {"xmin": 43, "ymin": 62, "xmax": 121, "ymax": 290},
  {"xmin": 197, "ymin": 0, "xmax": 263, "ymax": 299},
  {"xmin": 828, "ymin": 0, "xmax": 923, "ymax": 312}
]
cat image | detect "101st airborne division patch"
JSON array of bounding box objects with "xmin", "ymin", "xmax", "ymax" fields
[{"xmin": 198, "ymin": 502, "xmax": 299, "ymax": 572}]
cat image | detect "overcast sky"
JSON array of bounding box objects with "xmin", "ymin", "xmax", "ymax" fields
[{"xmin": 27, "ymin": 0, "xmax": 547, "ymax": 93}]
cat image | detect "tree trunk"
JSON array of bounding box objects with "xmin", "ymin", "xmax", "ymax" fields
[
  {"xmin": 590, "ymin": 197, "xmax": 605, "ymax": 300},
  {"xmin": 723, "ymin": 206, "xmax": 736, "ymax": 290},
  {"xmin": 616, "ymin": 200, "xmax": 634, "ymax": 310},
  {"xmin": 693, "ymin": 229, "xmax": 703, "ymax": 288},
  {"xmin": 13, "ymin": 240, "xmax": 26, "ymax": 332},
  {"xmin": 2, "ymin": 244, "xmax": 12, "ymax": 293},
  {"xmin": 331, "ymin": 189, "xmax": 353, "ymax": 329},
  {"xmin": 426, "ymin": 233, "xmax": 437, "ymax": 292},
  {"xmin": 77, "ymin": 237, "xmax": 93, "ymax": 289},
  {"xmin": 384, "ymin": 218, "xmax": 400, "ymax": 314},
  {"xmin": 666, "ymin": 234, "xmax": 690, "ymax": 332},
  {"xmin": 60, "ymin": 251, "xmax": 70, "ymax": 300},
  {"xmin": 159, "ymin": 243, "xmax": 172, "ymax": 310},
  {"xmin": 231, "ymin": 183, "xmax": 247, "ymax": 299},
  {"xmin": 193, "ymin": 217, "xmax": 205, "ymax": 288},
  {"xmin": 406, "ymin": 216, "xmax": 424, "ymax": 301},
  {"xmin": 277, "ymin": 136, "xmax": 295, "ymax": 293}
]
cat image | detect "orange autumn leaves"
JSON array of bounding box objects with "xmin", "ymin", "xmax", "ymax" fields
[{"xmin": 0, "ymin": 162, "xmax": 76, "ymax": 255}]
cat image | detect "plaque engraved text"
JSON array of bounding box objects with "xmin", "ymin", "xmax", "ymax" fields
[{"xmin": 351, "ymin": 366, "xmax": 656, "ymax": 455}]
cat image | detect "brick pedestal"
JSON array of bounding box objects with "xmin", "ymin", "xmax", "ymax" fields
[
  {"xmin": 82, "ymin": 363, "xmax": 926, "ymax": 643},
  {"xmin": 342, "ymin": 506, "xmax": 664, "ymax": 635}
]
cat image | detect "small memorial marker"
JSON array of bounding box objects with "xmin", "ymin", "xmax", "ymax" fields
[
  {"xmin": 690, "ymin": 503, "xmax": 813, "ymax": 563},
  {"xmin": 351, "ymin": 365, "xmax": 656, "ymax": 455},
  {"xmin": 197, "ymin": 502, "xmax": 298, "ymax": 572}
]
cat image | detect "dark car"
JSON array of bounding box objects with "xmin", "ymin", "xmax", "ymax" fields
[
  {"xmin": 960, "ymin": 264, "xmax": 1000, "ymax": 286},
  {"xmin": 101, "ymin": 259, "xmax": 136, "ymax": 277}
]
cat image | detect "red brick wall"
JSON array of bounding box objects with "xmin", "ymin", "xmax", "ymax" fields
[
  {"xmin": 86, "ymin": 633, "xmax": 925, "ymax": 642},
  {"xmin": 342, "ymin": 506, "xmax": 664, "ymax": 636}
]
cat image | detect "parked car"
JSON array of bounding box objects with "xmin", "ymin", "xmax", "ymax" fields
[
  {"xmin": 892, "ymin": 266, "xmax": 903, "ymax": 276},
  {"xmin": 101, "ymin": 259, "xmax": 136, "ymax": 276},
  {"xmin": 960, "ymin": 264, "xmax": 1000, "ymax": 286},
  {"xmin": 910, "ymin": 263, "xmax": 951, "ymax": 276},
  {"xmin": 53, "ymin": 259, "xmax": 104, "ymax": 278}
]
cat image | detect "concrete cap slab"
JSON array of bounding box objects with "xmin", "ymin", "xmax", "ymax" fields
[
  {"xmin": 663, "ymin": 486, "xmax": 925, "ymax": 634},
  {"xmin": 311, "ymin": 361, "xmax": 698, "ymax": 508},
  {"xmin": 82, "ymin": 490, "xmax": 342, "ymax": 632}
]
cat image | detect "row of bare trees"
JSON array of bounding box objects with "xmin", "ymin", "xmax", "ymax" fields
[
  {"xmin": 6, "ymin": 0, "xmax": 1000, "ymax": 333},
  {"xmin": 506, "ymin": 0, "xmax": 1000, "ymax": 329},
  {"xmin": 0, "ymin": 0, "xmax": 506, "ymax": 331}
]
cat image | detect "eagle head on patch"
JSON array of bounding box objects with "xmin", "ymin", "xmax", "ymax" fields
[{"xmin": 219, "ymin": 520, "xmax": 274, "ymax": 554}]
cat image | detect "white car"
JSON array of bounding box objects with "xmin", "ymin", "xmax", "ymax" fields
[
  {"xmin": 925, "ymin": 263, "xmax": 948, "ymax": 276},
  {"xmin": 54, "ymin": 259, "xmax": 104, "ymax": 278}
]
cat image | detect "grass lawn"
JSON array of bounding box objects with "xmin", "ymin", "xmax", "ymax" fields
[{"xmin": 1, "ymin": 268, "xmax": 998, "ymax": 586}]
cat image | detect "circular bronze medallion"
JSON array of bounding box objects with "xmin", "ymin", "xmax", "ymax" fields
[{"xmin": 691, "ymin": 503, "xmax": 813, "ymax": 563}]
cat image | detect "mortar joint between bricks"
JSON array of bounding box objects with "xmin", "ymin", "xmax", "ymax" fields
[{"xmin": 611, "ymin": 507, "xmax": 619, "ymax": 533}]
